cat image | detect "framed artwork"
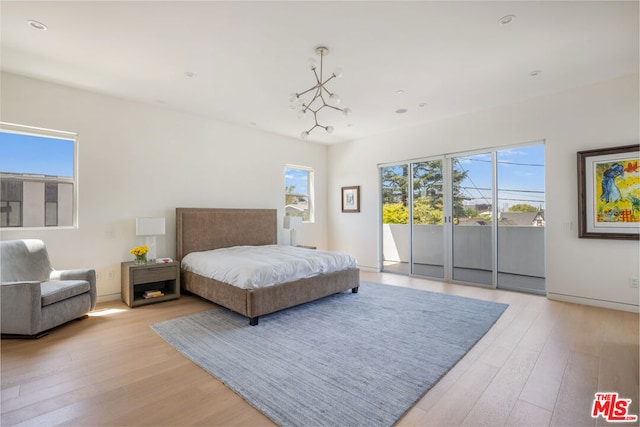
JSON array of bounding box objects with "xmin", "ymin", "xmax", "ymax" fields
[
  {"xmin": 577, "ymin": 144, "xmax": 640, "ymax": 239},
  {"xmin": 341, "ymin": 186, "xmax": 360, "ymax": 213}
]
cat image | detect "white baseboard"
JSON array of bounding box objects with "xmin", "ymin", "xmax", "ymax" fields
[
  {"xmin": 547, "ymin": 292, "xmax": 639, "ymax": 313},
  {"xmin": 96, "ymin": 293, "xmax": 122, "ymax": 304}
]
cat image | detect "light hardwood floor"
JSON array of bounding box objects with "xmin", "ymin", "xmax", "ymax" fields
[{"xmin": 1, "ymin": 271, "xmax": 638, "ymax": 426}]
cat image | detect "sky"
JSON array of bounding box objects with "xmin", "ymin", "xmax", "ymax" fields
[
  {"xmin": 383, "ymin": 144, "xmax": 545, "ymax": 210},
  {"xmin": 0, "ymin": 131, "xmax": 74, "ymax": 177},
  {"xmin": 285, "ymin": 167, "xmax": 309, "ymax": 195},
  {"xmin": 458, "ymin": 145, "xmax": 545, "ymax": 209}
]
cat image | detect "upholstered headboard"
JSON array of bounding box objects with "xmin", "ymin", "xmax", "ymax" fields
[{"xmin": 175, "ymin": 208, "xmax": 277, "ymax": 261}]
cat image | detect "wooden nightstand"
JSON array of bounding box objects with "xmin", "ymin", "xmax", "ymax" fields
[{"xmin": 121, "ymin": 261, "xmax": 180, "ymax": 307}]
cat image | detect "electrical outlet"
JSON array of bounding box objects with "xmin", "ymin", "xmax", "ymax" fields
[
  {"xmin": 96, "ymin": 272, "xmax": 103, "ymax": 280},
  {"xmin": 630, "ymin": 278, "xmax": 639, "ymax": 289},
  {"xmin": 108, "ymin": 271, "xmax": 115, "ymax": 281}
]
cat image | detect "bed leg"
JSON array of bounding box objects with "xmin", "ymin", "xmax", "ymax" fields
[
  {"xmin": 352, "ymin": 287, "xmax": 359, "ymax": 293},
  {"xmin": 249, "ymin": 317, "xmax": 259, "ymax": 326}
]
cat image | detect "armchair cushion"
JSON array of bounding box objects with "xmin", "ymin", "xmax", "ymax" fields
[{"xmin": 41, "ymin": 280, "xmax": 91, "ymax": 306}]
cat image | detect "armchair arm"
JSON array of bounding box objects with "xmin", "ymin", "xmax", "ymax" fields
[
  {"xmin": 50, "ymin": 269, "xmax": 97, "ymax": 310},
  {"xmin": 0, "ymin": 281, "xmax": 43, "ymax": 335}
]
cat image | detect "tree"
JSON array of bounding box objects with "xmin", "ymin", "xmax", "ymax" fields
[
  {"xmin": 381, "ymin": 165, "xmax": 409, "ymax": 206},
  {"xmin": 509, "ymin": 204, "xmax": 538, "ymax": 212},
  {"xmin": 285, "ymin": 185, "xmax": 297, "ymax": 205},
  {"xmin": 382, "ymin": 160, "xmax": 469, "ymax": 224},
  {"xmin": 382, "ymin": 203, "xmax": 408, "ymax": 224}
]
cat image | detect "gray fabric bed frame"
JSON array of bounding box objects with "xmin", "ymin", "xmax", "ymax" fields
[{"xmin": 176, "ymin": 208, "xmax": 360, "ymax": 325}]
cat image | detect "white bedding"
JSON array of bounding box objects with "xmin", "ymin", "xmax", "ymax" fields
[{"xmin": 181, "ymin": 245, "xmax": 358, "ymax": 290}]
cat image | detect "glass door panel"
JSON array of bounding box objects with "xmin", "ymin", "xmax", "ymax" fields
[
  {"xmin": 451, "ymin": 153, "xmax": 494, "ymax": 285},
  {"xmin": 497, "ymin": 145, "xmax": 546, "ymax": 294},
  {"xmin": 411, "ymin": 160, "xmax": 445, "ymax": 278},
  {"xmin": 381, "ymin": 164, "xmax": 410, "ymax": 274}
]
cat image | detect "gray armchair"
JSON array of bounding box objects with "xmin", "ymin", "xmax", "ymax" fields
[{"xmin": 1, "ymin": 239, "xmax": 96, "ymax": 337}]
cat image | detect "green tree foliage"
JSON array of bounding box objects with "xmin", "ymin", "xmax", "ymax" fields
[
  {"xmin": 413, "ymin": 198, "xmax": 444, "ymax": 224},
  {"xmin": 382, "ymin": 161, "xmax": 469, "ymax": 224},
  {"xmin": 509, "ymin": 203, "xmax": 538, "ymax": 212},
  {"xmin": 462, "ymin": 207, "xmax": 478, "ymax": 218},
  {"xmin": 381, "ymin": 165, "xmax": 409, "ymax": 206},
  {"xmin": 382, "ymin": 203, "xmax": 408, "ymax": 224}
]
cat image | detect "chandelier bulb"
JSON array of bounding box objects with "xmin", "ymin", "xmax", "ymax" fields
[
  {"xmin": 297, "ymin": 109, "xmax": 307, "ymax": 120},
  {"xmin": 301, "ymin": 131, "xmax": 309, "ymax": 139},
  {"xmin": 289, "ymin": 93, "xmax": 299, "ymax": 103},
  {"xmin": 326, "ymin": 126, "xmax": 334, "ymax": 134},
  {"xmin": 333, "ymin": 68, "xmax": 343, "ymax": 78},
  {"xmin": 308, "ymin": 58, "xmax": 317, "ymax": 70},
  {"xmin": 342, "ymin": 107, "xmax": 352, "ymax": 116},
  {"xmin": 329, "ymin": 93, "xmax": 341, "ymax": 105}
]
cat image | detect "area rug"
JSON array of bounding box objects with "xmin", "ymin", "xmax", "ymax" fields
[{"xmin": 151, "ymin": 281, "xmax": 508, "ymax": 427}]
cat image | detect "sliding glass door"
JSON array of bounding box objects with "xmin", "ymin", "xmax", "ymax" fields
[
  {"xmin": 411, "ymin": 160, "xmax": 445, "ymax": 278},
  {"xmin": 379, "ymin": 142, "xmax": 545, "ymax": 294},
  {"xmin": 496, "ymin": 145, "xmax": 546, "ymax": 294},
  {"xmin": 451, "ymin": 153, "xmax": 495, "ymax": 285},
  {"xmin": 381, "ymin": 164, "xmax": 410, "ymax": 274}
]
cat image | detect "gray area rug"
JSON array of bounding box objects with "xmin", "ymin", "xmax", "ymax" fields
[{"xmin": 151, "ymin": 281, "xmax": 508, "ymax": 427}]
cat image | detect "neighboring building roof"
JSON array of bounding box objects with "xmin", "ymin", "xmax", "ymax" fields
[{"xmin": 499, "ymin": 211, "xmax": 545, "ymax": 226}]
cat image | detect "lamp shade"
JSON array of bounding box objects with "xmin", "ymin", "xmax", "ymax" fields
[
  {"xmin": 283, "ymin": 215, "xmax": 303, "ymax": 230},
  {"xmin": 136, "ymin": 217, "xmax": 166, "ymax": 236}
]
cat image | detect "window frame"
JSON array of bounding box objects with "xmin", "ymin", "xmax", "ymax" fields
[
  {"xmin": 284, "ymin": 164, "xmax": 315, "ymax": 223},
  {"xmin": 0, "ymin": 122, "xmax": 78, "ymax": 229}
]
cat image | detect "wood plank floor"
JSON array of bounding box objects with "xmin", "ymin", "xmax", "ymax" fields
[{"xmin": 2, "ymin": 271, "xmax": 638, "ymax": 426}]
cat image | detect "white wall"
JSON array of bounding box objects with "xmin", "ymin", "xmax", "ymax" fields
[
  {"xmin": 328, "ymin": 74, "xmax": 640, "ymax": 312},
  {"xmin": 1, "ymin": 72, "xmax": 328, "ymax": 300}
]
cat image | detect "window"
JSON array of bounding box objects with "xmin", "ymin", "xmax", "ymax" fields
[
  {"xmin": 0, "ymin": 123, "xmax": 77, "ymax": 228},
  {"xmin": 284, "ymin": 165, "xmax": 314, "ymax": 222}
]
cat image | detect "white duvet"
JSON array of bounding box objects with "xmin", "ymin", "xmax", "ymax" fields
[{"xmin": 181, "ymin": 245, "xmax": 357, "ymax": 290}]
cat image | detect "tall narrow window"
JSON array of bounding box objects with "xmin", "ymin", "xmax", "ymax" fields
[
  {"xmin": 284, "ymin": 165, "xmax": 314, "ymax": 222},
  {"xmin": 0, "ymin": 123, "xmax": 77, "ymax": 228}
]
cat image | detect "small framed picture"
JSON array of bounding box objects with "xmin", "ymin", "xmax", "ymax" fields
[
  {"xmin": 577, "ymin": 144, "xmax": 639, "ymax": 239},
  {"xmin": 341, "ymin": 186, "xmax": 360, "ymax": 213}
]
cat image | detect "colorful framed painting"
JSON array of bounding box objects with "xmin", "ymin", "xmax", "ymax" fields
[
  {"xmin": 341, "ymin": 186, "xmax": 360, "ymax": 213},
  {"xmin": 577, "ymin": 144, "xmax": 640, "ymax": 239}
]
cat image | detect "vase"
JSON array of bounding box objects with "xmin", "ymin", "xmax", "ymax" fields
[{"xmin": 134, "ymin": 254, "xmax": 147, "ymax": 265}]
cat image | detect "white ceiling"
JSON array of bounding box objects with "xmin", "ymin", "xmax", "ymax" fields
[{"xmin": 1, "ymin": 1, "xmax": 638, "ymax": 144}]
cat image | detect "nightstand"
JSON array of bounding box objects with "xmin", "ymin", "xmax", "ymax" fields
[{"xmin": 121, "ymin": 261, "xmax": 180, "ymax": 307}]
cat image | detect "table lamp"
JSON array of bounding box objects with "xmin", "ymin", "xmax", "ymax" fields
[{"xmin": 136, "ymin": 217, "xmax": 166, "ymax": 261}]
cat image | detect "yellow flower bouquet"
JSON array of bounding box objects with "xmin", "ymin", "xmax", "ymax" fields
[{"xmin": 130, "ymin": 245, "xmax": 149, "ymax": 264}]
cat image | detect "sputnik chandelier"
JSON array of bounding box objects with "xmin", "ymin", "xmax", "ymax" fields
[{"xmin": 290, "ymin": 46, "xmax": 351, "ymax": 139}]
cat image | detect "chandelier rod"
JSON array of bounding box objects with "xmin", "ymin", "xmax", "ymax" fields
[{"xmin": 292, "ymin": 46, "xmax": 350, "ymax": 138}]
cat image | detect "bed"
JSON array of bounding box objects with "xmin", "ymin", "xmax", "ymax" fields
[{"xmin": 176, "ymin": 208, "xmax": 360, "ymax": 325}]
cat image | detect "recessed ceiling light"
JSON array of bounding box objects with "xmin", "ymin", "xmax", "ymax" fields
[
  {"xmin": 395, "ymin": 108, "xmax": 408, "ymax": 114},
  {"xmin": 419, "ymin": 102, "xmax": 427, "ymax": 108},
  {"xmin": 530, "ymin": 70, "xmax": 542, "ymax": 77},
  {"xmin": 498, "ymin": 15, "xmax": 516, "ymax": 25},
  {"xmin": 184, "ymin": 71, "xmax": 197, "ymax": 78},
  {"xmin": 396, "ymin": 90, "xmax": 405, "ymax": 94},
  {"xmin": 27, "ymin": 20, "xmax": 47, "ymax": 31}
]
